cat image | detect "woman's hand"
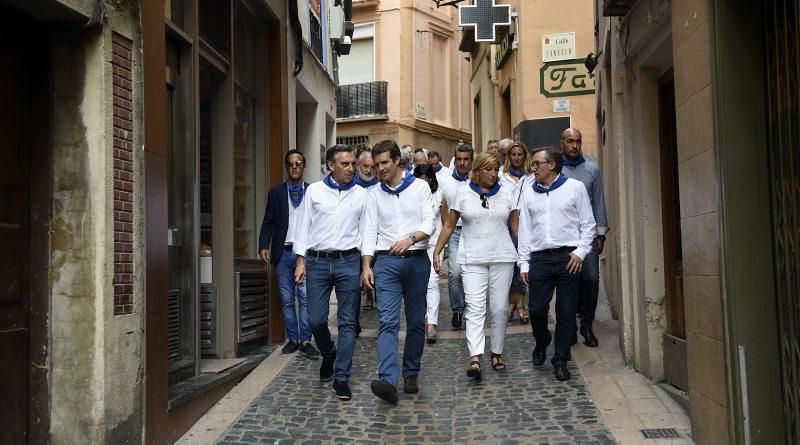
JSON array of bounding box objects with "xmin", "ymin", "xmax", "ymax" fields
[{"xmin": 433, "ymin": 254, "xmax": 446, "ymax": 276}]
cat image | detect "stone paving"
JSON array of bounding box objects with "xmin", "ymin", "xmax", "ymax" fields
[{"xmin": 215, "ymin": 291, "xmax": 615, "ymax": 444}]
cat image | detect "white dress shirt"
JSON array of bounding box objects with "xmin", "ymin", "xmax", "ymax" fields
[
  {"xmin": 517, "ymin": 176, "xmax": 596, "ymax": 273},
  {"xmin": 439, "ymin": 174, "xmax": 469, "ymax": 227},
  {"xmin": 434, "ymin": 164, "xmax": 452, "ymax": 183},
  {"xmin": 285, "ymin": 191, "xmax": 302, "ymax": 245},
  {"xmin": 361, "ymin": 173, "xmax": 435, "ymax": 256},
  {"xmin": 450, "ymin": 185, "xmax": 518, "ymax": 264},
  {"xmin": 292, "ymin": 179, "xmax": 367, "ymax": 257}
]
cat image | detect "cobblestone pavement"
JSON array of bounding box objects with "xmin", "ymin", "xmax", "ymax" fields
[{"xmin": 216, "ymin": 290, "xmax": 615, "ymax": 444}]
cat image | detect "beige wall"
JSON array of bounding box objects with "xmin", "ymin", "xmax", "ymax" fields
[
  {"xmin": 595, "ymin": 0, "xmax": 728, "ymax": 442},
  {"xmin": 338, "ymin": 0, "xmax": 471, "ymax": 153},
  {"xmin": 469, "ymin": 0, "xmax": 597, "ymax": 157}
]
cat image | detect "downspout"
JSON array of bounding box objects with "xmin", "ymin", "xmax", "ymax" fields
[{"xmin": 288, "ymin": 0, "xmax": 303, "ymax": 76}]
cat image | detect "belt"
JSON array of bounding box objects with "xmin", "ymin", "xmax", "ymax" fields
[
  {"xmin": 375, "ymin": 249, "xmax": 427, "ymax": 258},
  {"xmin": 531, "ymin": 246, "xmax": 576, "ymax": 256},
  {"xmin": 306, "ymin": 248, "xmax": 359, "ymax": 259},
  {"xmin": 284, "ymin": 244, "xmax": 293, "ymax": 252}
]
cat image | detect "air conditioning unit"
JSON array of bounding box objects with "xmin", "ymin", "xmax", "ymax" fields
[{"xmin": 329, "ymin": 5, "xmax": 345, "ymax": 41}]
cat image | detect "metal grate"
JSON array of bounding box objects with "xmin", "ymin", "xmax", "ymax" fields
[
  {"xmin": 200, "ymin": 285, "xmax": 217, "ymax": 357},
  {"xmin": 640, "ymin": 429, "xmax": 679, "ymax": 439},
  {"xmin": 234, "ymin": 258, "xmax": 269, "ymax": 354},
  {"xmin": 309, "ymin": 13, "xmax": 323, "ymax": 63},
  {"xmin": 765, "ymin": 1, "xmax": 800, "ymax": 442},
  {"xmin": 336, "ymin": 81, "xmax": 388, "ymax": 119},
  {"xmin": 167, "ymin": 289, "xmax": 181, "ymax": 365},
  {"xmin": 336, "ymin": 135, "xmax": 370, "ymax": 146}
]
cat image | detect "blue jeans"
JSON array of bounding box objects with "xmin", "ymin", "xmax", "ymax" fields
[
  {"xmin": 276, "ymin": 249, "xmax": 312, "ymax": 341},
  {"xmin": 446, "ymin": 227, "xmax": 465, "ymax": 314},
  {"xmin": 578, "ymin": 240, "xmax": 600, "ymax": 328},
  {"xmin": 374, "ymin": 254, "xmax": 429, "ymax": 386},
  {"xmin": 527, "ymin": 249, "xmax": 581, "ymax": 366},
  {"xmin": 305, "ymin": 250, "xmax": 361, "ymax": 382}
]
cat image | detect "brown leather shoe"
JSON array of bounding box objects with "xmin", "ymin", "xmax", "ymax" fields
[{"xmin": 403, "ymin": 376, "xmax": 419, "ymax": 394}]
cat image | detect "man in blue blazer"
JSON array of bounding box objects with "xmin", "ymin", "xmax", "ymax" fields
[{"xmin": 259, "ymin": 150, "xmax": 319, "ymax": 357}]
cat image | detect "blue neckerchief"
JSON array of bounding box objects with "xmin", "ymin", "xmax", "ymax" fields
[
  {"xmin": 533, "ymin": 173, "xmax": 568, "ymax": 194},
  {"xmin": 508, "ymin": 167, "xmax": 525, "ymax": 179},
  {"xmin": 469, "ymin": 180, "xmax": 501, "ymax": 198},
  {"xmin": 287, "ymin": 182, "xmax": 304, "ymax": 207},
  {"xmin": 354, "ymin": 175, "xmax": 378, "ymax": 188},
  {"xmin": 323, "ymin": 174, "xmax": 356, "ymax": 191},
  {"xmin": 381, "ymin": 172, "xmax": 416, "ymax": 196},
  {"xmin": 406, "ymin": 163, "xmax": 414, "ymax": 172},
  {"xmin": 452, "ymin": 170, "xmax": 468, "ymax": 182},
  {"xmin": 434, "ymin": 163, "xmax": 443, "ymax": 173},
  {"xmin": 562, "ymin": 154, "xmax": 586, "ymax": 168}
]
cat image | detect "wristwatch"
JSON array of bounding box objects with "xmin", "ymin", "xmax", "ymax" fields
[
  {"xmin": 409, "ymin": 234, "xmax": 418, "ymax": 243},
  {"xmin": 596, "ymin": 235, "xmax": 606, "ymax": 241}
]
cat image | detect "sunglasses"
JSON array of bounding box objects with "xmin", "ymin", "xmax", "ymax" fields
[
  {"xmin": 480, "ymin": 193, "xmax": 489, "ymax": 209},
  {"xmin": 285, "ymin": 161, "xmax": 305, "ymax": 168}
]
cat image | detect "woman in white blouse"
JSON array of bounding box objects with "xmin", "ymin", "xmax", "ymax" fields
[
  {"xmin": 433, "ymin": 152, "xmax": 519, "ymax": 379},
  {"xmin": 413, "ymin": 163, "xmax": 449, "ymax": 344},
  {"xmin": 498, "ymin": 142, "xmax": 535, "ymax": 324}
]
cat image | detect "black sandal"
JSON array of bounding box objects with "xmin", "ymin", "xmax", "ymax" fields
[
  {"xmin": 491, "ymin": 353, "xmax": 507, "ymax": 371},
  {"xmin": 466, "ymin": 360, "xmax": 482, "ymax": 381}
]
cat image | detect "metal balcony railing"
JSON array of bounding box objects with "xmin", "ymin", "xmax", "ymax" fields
[{"xmin": 336, "ymin": 81, "xmax": 388, "ymax": 119}]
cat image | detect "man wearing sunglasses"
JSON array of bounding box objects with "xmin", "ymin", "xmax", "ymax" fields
[
  {"xmin": 518, "ymin": 146, "xmax": 596, "ymax": 381},
  {"xmin": 259, "ymin": 150, "xmax": 320, "ymax": 359}
]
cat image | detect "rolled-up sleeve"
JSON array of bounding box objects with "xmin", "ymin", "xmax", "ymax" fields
[
  {"xmin": 573, "ymin": 185, "xmax": 597, "ymax": 260},
  {"xmin": 360, "ymin": 190, "xmax": 378, "ymax": 257}
]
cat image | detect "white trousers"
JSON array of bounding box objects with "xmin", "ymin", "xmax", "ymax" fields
[
  {"xmin": 426, "ymin": 247, "xmax": 443, "ymax": 325},
  {"xmin": 461, "ymin": 262, "xmax": 514, "ymax": 357}
]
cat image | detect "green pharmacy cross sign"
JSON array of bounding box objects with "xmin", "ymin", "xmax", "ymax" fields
[
  {"xmin": 458, "ymin": 0, "xmax": 512, "ymax": 42},
  {"xmin": 540, "ymin": 58, "xmax": 596, "ymax": 98}
]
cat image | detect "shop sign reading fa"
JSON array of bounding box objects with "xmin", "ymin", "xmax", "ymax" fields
[
  {"xmin": 458, "ymin": 0, "xmax": 512, "ymax": 42},
  {"xmin": 540, "ymin": 58, "xmax": 596, "ymax": 98}
]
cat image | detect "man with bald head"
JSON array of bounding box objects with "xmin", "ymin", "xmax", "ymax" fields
[
  {"xmin": 412, "ymin": 148, "xmax": 428, "ymax": 169},
  {"xmin": 559, "ymin": 128, "xmax": 608, "ymax": 348}
]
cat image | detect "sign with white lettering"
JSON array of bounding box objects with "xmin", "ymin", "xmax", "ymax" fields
[
  {"xmin": 540, "ymin": 58, "xmax": 595, "ymax": 98},
  {"xmin": 458, "ymin": 0, "xmax": 512, "ymax": 43},
  {"xmin": 542, "ymin": 32, "xmax": 575, "ymax": 62}
]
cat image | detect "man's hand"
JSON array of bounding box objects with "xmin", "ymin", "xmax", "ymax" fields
[
  {"xmin": 433, "ymin": 255, "xmax": 446, "ymax": 276},
  {"xmin": 596, "ymin": 238, "xmax": 606, "ymax": 254},
  {"xmin": 259, "ymin": 248, "xmax": 270, "ymax": 263},
  {"xmin": 361, "ymin": 266, "xmax": 374, "ymax": 291},
  {"xmin": 566, "ymin": 253, "xmax": 583, "ymax": 274},
  {"xmin": 294, "ymin": 257, "xmax": 306, "ymax": 284},
  {"xmin": 389, "ymin": 237, "xmax": 414, "ymax": 256},
  {"xmin": 520, "ymin": 271, "xmax": 529, "ymax": 286}
]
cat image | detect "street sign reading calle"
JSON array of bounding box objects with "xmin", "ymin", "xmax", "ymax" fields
[{"xmin": 458, "ymin": 0, "xmax": 512, "ymax": 42}]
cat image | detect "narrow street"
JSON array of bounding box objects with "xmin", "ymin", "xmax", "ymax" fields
[{"xmin": 180, "ymin": 282, "xmax": 692, "ymax": 444}]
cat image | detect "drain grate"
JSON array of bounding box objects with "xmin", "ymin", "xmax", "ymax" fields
[{"xmin": 641, "ymin": 428, "xmax": 680, "ymax": 439}]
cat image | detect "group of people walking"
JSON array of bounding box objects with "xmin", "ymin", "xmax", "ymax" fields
[{"xmin": 258, "ymin": 128, "xmax": 608, "ymax": 404}]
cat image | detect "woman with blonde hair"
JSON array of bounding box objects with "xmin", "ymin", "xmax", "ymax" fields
[
  {"xmin": 498, "ymin": 141, "xmax": 535, "ymax": 324},
  {"xmin": 432, "ymin": 152, "xmax": 518, "ymax": 380}
]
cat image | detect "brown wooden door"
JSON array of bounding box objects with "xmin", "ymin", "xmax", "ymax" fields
[
  {"xmin": 0, "ymin": 26, "xmax": 33, "ymax": 444},
  {"xmin": 658, "ymin": 69, "xmax": 688, "ymax": 390}
]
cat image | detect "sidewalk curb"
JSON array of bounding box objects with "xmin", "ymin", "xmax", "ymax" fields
[{"xmin": 176, "ymin": 346, "xmax": 297, "ymax": 444}]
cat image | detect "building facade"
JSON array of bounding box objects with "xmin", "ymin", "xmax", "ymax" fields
[
  {"xmin": 594, "ymin": 0, "xmax": 797, "ymax": 442},
  {"xmin": 1, "ymin": 0, "xmax": 346, "ymax": 442},
  {"xmin": 335, "ymin": 0, "xmax": 471, "ymax": 158},
  {"xmin": 462, "ymin": 0, "xmax": 597, "ymax": 155}
]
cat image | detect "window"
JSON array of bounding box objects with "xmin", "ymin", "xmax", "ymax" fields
[
  {"xmin": 338, "ymin": 24, "xmax": 375, "ymax": 85},
  {"xmin": 430, "ymin": 33, "xmax": 448, "ymax": 123}
]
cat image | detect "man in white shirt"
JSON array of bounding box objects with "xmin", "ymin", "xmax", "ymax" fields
[
  {"xmin": 518, "ymin": 146, "xmax": 596, "ymax": 381},
  {"xmin": 361, "ymin": 140, "xmax": 435, "ymax": 404},
  {"xmin": 427, "ymin": 150, "xmax": 451, "ymax": 181},
  {"xmin": 438, "ymin": 144, "xmax": 474, "ymax": 329},
  {"xmin": 293, "ymin": 144, "xmax": 367, "ymax": 401}
]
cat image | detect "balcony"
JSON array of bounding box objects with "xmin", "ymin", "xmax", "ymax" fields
[{"xmin": 336, "ymin": 81, "xmax": 388, "ymax": 120}]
